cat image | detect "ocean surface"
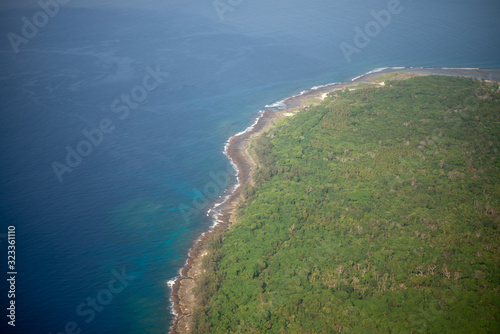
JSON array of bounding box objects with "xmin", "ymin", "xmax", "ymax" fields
[{"xmin": 0, "ymin": 0, "xmax": 499, "ymax": 333}]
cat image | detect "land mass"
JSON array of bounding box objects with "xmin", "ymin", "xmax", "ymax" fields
[{"xmin": 170, "ymin": 68, "xmax": 500, "ymax": 334}]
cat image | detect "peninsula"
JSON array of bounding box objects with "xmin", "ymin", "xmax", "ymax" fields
[{"xmin": 170, "ymin": 68, "xmax": 500, "ymax": 333}]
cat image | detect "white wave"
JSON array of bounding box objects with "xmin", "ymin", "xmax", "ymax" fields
[
  {"xmin": 351, "ymin": 74, "xmax": 365, "ymax": 81},
  {"xmin": 351, "ymin": 67, "xmax": 401, "ymax": 81},
  {"xmin": 265, "ymin": 100, "xmax": 287, "ymax": 109},
  {"xmin": 311, "ymin": 82, "xmax": 340, "ymax": 90},
  {"xmin": 167, "ymin": 279, "xmax": 176, "ymax": 288},
  {"xmin": 311, "ymin": 84, "xmax": 329, "ymax": 90},
  {"xmin": 230, "ymin": 110, "xmax": 266, "ymax": 138},
  {"xmin": 167, "ymin": 280, "xmax": 178, "ymax": 317},
  {"xmin": 370, "ymin": 67, "xmax": 389, "ymax": 73},
  {"xmin": 441, "ymin": 67, "xmax": 479, "ymax": 70},
  {"xmin": 213, "ymin": 199, "xmax": 226, "ymax": 209},
  {"xmin": 167, "ymin": 266, "xmax": 186, "ymax": 318}
]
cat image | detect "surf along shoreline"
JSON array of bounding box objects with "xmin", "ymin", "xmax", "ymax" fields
[{"xmin": 168, "ymin": 66, "xmax": 500, "ymax": 334}]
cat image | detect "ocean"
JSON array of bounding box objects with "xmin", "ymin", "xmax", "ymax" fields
[{"xmin": 0, "ymin": 0, "xmax": 499, "ymax": 333}]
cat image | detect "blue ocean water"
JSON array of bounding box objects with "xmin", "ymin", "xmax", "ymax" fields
[{"xmin": 0, "ymin": 0, "xmax": 499, "ymax": 333}]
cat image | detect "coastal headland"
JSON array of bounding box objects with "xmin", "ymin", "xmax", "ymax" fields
[{"xmin": 168, "ymin": 67, "xmax": 500, "ymax": 334}]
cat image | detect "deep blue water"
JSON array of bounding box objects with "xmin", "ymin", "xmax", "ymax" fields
[{"xmin": 0, "ymin": 0, "xmax": 499, "ymax": 333}]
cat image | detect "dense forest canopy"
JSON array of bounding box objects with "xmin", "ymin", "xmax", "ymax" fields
[{"xmin": 192, "ymin": 75, "xmax": 500, "ymax": 333}]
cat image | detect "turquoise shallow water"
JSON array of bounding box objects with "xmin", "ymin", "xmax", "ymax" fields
[{"xmin": 0, "ymin": 0, "xmax": 499, "ymax": 333}]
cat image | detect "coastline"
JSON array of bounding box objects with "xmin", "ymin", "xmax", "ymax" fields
[{"xmin": 167, "ymin": 66, "xmax": 500, "ymax": 334}]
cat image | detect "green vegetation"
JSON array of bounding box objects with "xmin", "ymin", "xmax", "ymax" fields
[
  {"xmin": 350, "ymin": 82, "xmax": 374, "ymax": 89},
  {"xmin": 193, "ymin": 76, "xmax": 500, "ymax": 333}
]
